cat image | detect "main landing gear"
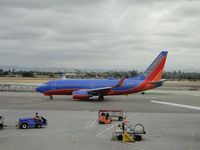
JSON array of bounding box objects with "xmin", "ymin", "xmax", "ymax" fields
[
  {"xmin": 98, "ymin": 95, "xmax": 104, "ymax": 101},
  {"xmin": 50, "ymin": 95, "xmax": 53, "ymax": 100}
]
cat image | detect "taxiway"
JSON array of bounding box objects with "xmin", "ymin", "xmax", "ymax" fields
[{"xmin": 0, "ymin": 90, "xmax": 200, "ymax": 150}]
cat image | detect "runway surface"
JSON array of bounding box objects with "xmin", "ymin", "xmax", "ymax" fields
[{"xmin": 0, "ymin": 90, "xmax": 200, "ymax": 150}]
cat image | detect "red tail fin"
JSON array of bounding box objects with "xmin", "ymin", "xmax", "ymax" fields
[{"xmin": 143, "ymin": 51, "xmax": 168, "ymax": 81}]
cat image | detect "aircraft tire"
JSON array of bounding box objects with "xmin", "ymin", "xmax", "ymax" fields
[
  {"xmin": 0, "ymin": 124, "xmax": 3, "ymax": 130},
  {"xmin": 98, "ymin": 95, "xmax": 104, "ymax": 101}
]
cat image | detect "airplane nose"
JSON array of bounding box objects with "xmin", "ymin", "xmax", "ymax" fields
[{"xmin": 36, "ymin": 86, "xmax": 42, "ymax": 93}]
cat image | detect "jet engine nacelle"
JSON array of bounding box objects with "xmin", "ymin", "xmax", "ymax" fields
[{"xmin": 72, "ymin": 90, "xmax": 90, "ymax": 99}]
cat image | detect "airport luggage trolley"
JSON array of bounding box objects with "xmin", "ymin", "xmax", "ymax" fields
[
  {"xmin": 112, "ymin": 122, "xmax": 146, "ymax": 142},
  {"xmin": 98, "ymin": 109, "xmax": 125, "ymax": 123}
]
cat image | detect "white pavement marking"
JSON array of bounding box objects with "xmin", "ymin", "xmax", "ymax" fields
[
  {"xmin": 89, "ymin": 119, "xmax": 97, "ymax": 128},
  {"xmin": 96, "ymin": 121, "xmax": 121, "ymax": 137},
  {"xmin": 151, "ymin": 100, "xmax": 200, "ymax": 111},
  {"xmin": 96, "ymin": 124, "xmax": 116, "ymax": 137}
]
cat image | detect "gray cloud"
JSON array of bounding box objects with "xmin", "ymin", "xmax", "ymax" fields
[{"xmin": 0, "ymin": 0, "xmax": 200, "ymax": 71}]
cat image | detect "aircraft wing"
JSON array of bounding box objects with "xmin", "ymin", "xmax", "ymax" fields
[
  {"xmin": 87, "ymin": 86, "xmax": 112, "ymax": 94},
  {"xmin": 83, "ymin": 77, "xmax": 125, "ymax": 94}
]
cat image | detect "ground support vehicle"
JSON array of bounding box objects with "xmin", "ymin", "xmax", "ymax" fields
[
  {"xmin": 112, "ymin": 122, "xmax": 146, "ymax": 142},
  {"xmin": 18, "ymin": 116, "xmax": 47, "ymax": 129},
  {"xmin": 98, "ymin": 113, "xmax": 112, "ymax": 124},
  {"xmin": 98, "ymin": 109, "xmax": 124, "ymax": 124}
]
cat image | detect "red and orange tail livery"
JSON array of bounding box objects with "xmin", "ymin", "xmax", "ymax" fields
[{"xmin": 143, "ymin": 51, "xmax": 168, "ymax": 81}]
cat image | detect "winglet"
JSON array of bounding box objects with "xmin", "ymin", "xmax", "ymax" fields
[{"xmin": 112, "ymin": 77, "xmax": 125, "ymax": 88}]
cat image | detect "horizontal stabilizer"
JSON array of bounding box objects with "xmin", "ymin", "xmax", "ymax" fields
[{"xmin": 149, "ymin": 79, "xmax": 167, "ymax": 84}]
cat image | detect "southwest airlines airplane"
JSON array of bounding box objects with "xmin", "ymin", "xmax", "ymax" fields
[{"xmin": 36, "ymin": 51, "xmax": 168, "ymax": 100}]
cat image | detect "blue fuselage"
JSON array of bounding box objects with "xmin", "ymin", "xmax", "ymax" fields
[{"xmin": 36, "ymin": 78, "xmax": 146, "ymax": 96}]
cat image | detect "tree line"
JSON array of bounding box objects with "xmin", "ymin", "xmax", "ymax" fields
[{"xmin": 0, "ymin": 69, "xmax": 199, "ymax": 81}]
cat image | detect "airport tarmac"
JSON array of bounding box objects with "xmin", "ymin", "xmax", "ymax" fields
[
  {"xmin": 0, "ymin": 90, "xmax": 200, "ymax": 113},
  {"xmin": 0, "ymin": 90, "xmax": 200, "ymax": 150}
]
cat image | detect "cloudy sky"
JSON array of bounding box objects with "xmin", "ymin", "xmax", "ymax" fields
[{"xmin": 0, "ymin": 0, "xmax": 200, "ymax": 71}]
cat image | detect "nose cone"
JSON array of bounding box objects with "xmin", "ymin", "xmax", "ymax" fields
[{"xmin": 36, "ymin": 86, "xmax": 42, "ymax": 93}]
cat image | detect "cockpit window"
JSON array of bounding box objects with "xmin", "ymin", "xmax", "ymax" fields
[{"xmin": 41, "ymin": 83, "xmax": 48, "ymax": 87}]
